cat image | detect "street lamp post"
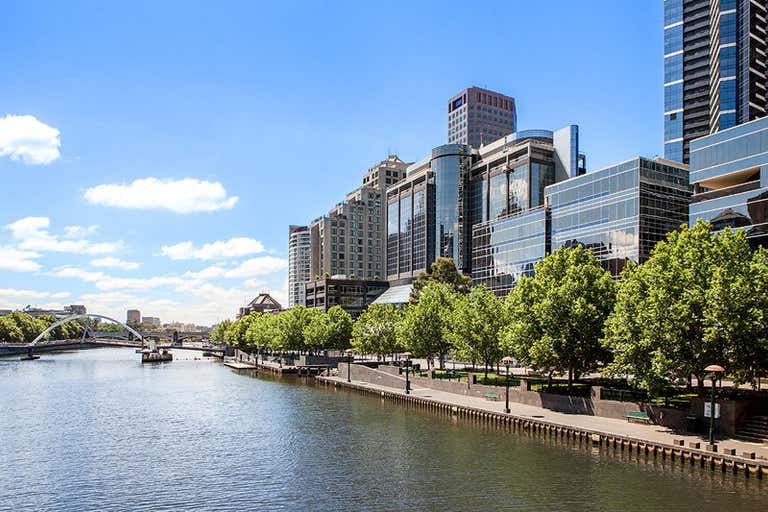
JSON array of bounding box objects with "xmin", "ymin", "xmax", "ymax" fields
[
  {"xmin": 403, "ymin": 352, "xmax": 412, "ymax": 395},
  {"xmin": 502, "ymin": 356, "xmax": 514, "ymax": 414},
  {"xmin": 345, "ymin": 348, "xmax": 354, "ymax": 383},
  {"xmin": 704, "ymin": 364, "xmax": 725, "ymax": 445}
]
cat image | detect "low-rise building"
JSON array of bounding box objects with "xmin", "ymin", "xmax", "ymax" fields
[
  {"xmin": 236, "ymin": 292, "xmax": 282, "ymax": 319},
  {"xmin": 304, "ymin": 276, "xmax": 388, "ymax": 318}
]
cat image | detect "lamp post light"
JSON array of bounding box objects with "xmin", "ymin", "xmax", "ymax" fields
[
  {"xmin": 704, "ymin": 364, "xmax": 725, "ymax": 445},
  {"xmin": 502, "ymin": 356, "xmax": 514, "ymax": 414},
  {"xmin": 403, "ymin": 352, "xmax": 412, "ymax": 395},
  {"xmin": 345, "ymin": 348, "xmax": 354, "ymax": 383}
]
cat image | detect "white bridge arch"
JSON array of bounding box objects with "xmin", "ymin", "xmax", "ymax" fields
[{"xmin": 30, "ymin": 314, "xmax": 145, "ymax": 346}]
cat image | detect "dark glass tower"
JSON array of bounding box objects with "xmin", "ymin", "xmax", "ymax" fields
[{"xmin": 663, "ymin": 0, "xmax": 768, "ymax": 164}]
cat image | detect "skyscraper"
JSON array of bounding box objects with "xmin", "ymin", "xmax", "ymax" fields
[
  {"xmin": 287, "ymin": 225, "xmax": 311, "ymax": 308},
  {"xmin": 664, "ymin": 0, "xmax": 768, "ymax": 164},
  {"xmin": 447, "ymin": 87, "xmax": 516, "ymax": 148}
]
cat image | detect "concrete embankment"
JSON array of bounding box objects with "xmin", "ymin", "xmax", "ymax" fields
[{"xmin": 318, "ymin": 372, "xmax": 768, "ymax": 481}]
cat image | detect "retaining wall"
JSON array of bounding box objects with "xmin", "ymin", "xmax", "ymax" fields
[
  {"xmin": 344, "ymin": 363, "xmax": 690, "ymax": 430},
  {"xmin": 318, "ymin": 377, "xmax": 767, "ymax": 481}
]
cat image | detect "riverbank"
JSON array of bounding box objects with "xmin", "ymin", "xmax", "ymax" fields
[{"xmin": 317, "ymin": 373, "xmax": 768, "ymax": 480}]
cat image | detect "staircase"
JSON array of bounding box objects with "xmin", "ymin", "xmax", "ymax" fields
[{"xmin": 735, "ymin": 415, "xmax": 768, "ymax": 443}]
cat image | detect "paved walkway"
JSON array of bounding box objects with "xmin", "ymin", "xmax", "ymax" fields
[{"xmin": 323, "ymin": 375, "xmax": 768, "ymax": 461}]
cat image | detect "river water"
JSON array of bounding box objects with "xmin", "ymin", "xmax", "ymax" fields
[{"xmin": 0, "ymin": 347, "xmax": 763, "ymax": 511}]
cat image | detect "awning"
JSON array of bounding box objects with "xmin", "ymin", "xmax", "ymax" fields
[{"xmin": 371, "ymin": 284, "xmax": 413, "ymax": 305}]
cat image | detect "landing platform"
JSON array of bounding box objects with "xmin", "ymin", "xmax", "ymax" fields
[{"xmin": 224, "ymin": 361, "xmax": 258, "ymax": 370}]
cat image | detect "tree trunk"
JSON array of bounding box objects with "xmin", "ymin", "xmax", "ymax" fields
[
  {"xmin": 568, "ymin": 363, "xmax": 573, "ymax": 394},
  {"xmin": 484, "ymin": 359, "xmax": 489, "ymax": 380}
]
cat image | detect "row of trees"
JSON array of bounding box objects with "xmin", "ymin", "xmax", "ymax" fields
[
  {"xmin": 210, "ymin": 305, "xmax": 354, "ymax": 354},
  {"xmin": 213, "ymin": 221, "xmax": 768, "ymax": 397},
  {"xmin": 0, "ymin": 313, "xmax": 86, "ymax": 344}
]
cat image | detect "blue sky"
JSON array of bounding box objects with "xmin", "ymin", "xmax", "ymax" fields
[{"xmin": 0, "ymin": 1, "xmax": 663, "ymax": 325}]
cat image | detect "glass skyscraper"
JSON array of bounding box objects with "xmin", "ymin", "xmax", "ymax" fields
[
  {"xmin": 387, "ymin": 127, "xmax": 581, "ymax": 285},
  {"xmin": 663, "ymin": 0, "xmax": 768, "ymax": 164}
]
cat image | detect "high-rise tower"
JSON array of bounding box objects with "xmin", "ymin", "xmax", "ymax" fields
[
  {"xmin": 664, "ymin": 0, "xmax": 768, "ymax": 164},
  {"xmin": 287, "ymin": 225, "xmax": 311, "ymax": 307},
  {"xmin": 447, "ymin": 87, "xmax": 516, "ymax": 148}
]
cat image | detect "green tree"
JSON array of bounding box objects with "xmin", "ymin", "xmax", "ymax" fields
[
  {"xmin": 0, "ymin": 316, "xmax": 23, "ymax": 344},
  {"xmin": 502, "ymin": 245, "xmax": 615, "ymax": 391},
  {"xmin": 225, "ymin": 313, "xmax": 260, "ymax": 349},
  {"xmin": 8, "ymin": 312, "xmax": 46, "ymax": 344},
  {"xmin": 275, "ymin": 306, "xmax": 314, "ymax": 352},
  {"xmin": 399, "ymin": 282, "xmax": 456, "ymax": 369},
  {"xmin": 410, "ymin": 257, "xmax": 471, "ymax": 302},
  {"xmin": 449, "ymin": 285, "xmax": 505, "ymax": 378},
  {"xmin": 245, "ymin": 313, "xmax": 279, "ymax": 353},
  {"xmin": 210, "ymin": 319, "xmax": 232, "ymax": 345},
  {"xmin": 352, "ymin": 304, "xmax": 403, "ymax": 358},
  {"xmin": 603, "ymin": 221, "xmax": 762, "ymax": 394},
  {"xmin": 304, "ymin": 306, "xmax": 353, "ymax": 351}
]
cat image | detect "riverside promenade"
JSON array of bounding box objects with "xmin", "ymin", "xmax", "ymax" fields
[{"xmin": 319, "ymin": 373, "xmax": 768, "ymax": 477}]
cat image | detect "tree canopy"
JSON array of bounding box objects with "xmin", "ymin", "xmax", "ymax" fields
[
  {"xmin": 410, "ymin": 257, "xmax": 471, "ymax": 302},
  {"xmin": 502, "ymin": 245, "xmax": 615, "ymax": 390}
]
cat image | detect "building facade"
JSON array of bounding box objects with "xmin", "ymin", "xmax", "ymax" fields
[
  {"xmin": 447, "ymin": 87, "xmax": 516, "ymax": 148},
  {"xmin": 309, "ymin": 186, "xmax": 385, "ymax": 281},
  {"xmin": 689, "ymin": 116, "xmax": 768, "ymax": 247},
  {"xmin": 304, "ymin": 277, "xmax": 389, "ymax": 318},
  {"xmin": 387, "ymin": 126, "xmax": 583, "ymax": 285},
  {"xmin": 472, "ymin": 156, "xmax": 691, "ymax": 295},
  {"xmin": 236, "ymin": 292, "xmax": 282, "ymax": 319},
  {"xmin": 127, "ymin": 309, "xmax": 140, "ymax": 324},
  {"xmin": 288, "ymin": 225, "xmax": 311, "ymax": 308},
  {"xmin": 386, "ymin": 144, "xmax": 473, "ymax": 282},
  {"xmin": 663, "ymin": 0, "xmax": 768, "ymax": 164},
  {"xmin": 308, "ymin": 156, "xmax": 407, "ymax": 284}
]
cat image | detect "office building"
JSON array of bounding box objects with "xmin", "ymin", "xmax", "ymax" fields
[
  {"xmin": 387, "ymin": 126, "xmax": 583, "ymax": 285},
  {"xmin": 304, "ymin": 277, "xmax": 389, "ymax": 318},
  {"xmin": 473, "ymin": 156, "xmax": 691, "ymax": 295},
  {"xmin": 448, "ymin": 87, "xmax": 516, "ymax": 148},
  {"xmin": 663, "ymin": 0, "xmax": 768, "ymax": 164},
  {"xmin": 288, "ymin": 225, "xmax": 311, "ymax": 308},
  {"xmin": 127, "ymin": 309, "xmax": 140, "ymax": 324},
  {"xmin": 689, "ymin": 116, "xmax": 768, "ymax": 247},
  {"xmin": 142, "ymin": 316, "xmax": 161, "ymax": 327}
]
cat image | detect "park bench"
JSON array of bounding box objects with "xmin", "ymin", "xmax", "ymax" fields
[
  {"xmin": 625, "ymin": 411, "xmax": 651, "ymax": 424},
  {"xmin": 484, "ymin": 391, "xmax": 500, "ymax": 401}
]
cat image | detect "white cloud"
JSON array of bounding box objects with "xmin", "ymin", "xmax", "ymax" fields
[
  {"xmin": 182, "ymin": 256, "xmax": 287, "ymax": 281},
  {"xmin": 63, "ymin": 225, "xmax": 98, "ymax": 238},
  {"xmin": 90, "ymin": 257, "xmax": 141, "ymax": 270},
  {"xmin": 0, "ymin": 288, "xmax": 70, "ymax": 300},
  {"xmin": 223, "ymin": 256, "xmax": 287, "ymax": 278},
  {"xmin": 50, "ymin": 266, "xmax": 187, "ymax": 292},
  {"xmin": 83, "ymin": 177, "xmax": 239, "ymax": 213},
  {"xmin": 5, "ymin": 216, "xmax": 123, "ymax": 255},
  {"xmin": 161, "ymin": 237, "xmax": 265, "ymax": 260},
  {"xmin": 0, "ymin": 246, "xmax": 41, "ymax": 272},
  {"xmin": 243, "ymin": 279, "xmax": 266, "ymax": 289},
  {"xmin": 0, "ymin": 114, "xmax": 61, "ymax": 165}
]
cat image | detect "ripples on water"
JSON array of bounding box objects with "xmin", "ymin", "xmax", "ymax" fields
[{"xmin": 0, "ymin": 348, "xmax": 764, "ymax": 511}]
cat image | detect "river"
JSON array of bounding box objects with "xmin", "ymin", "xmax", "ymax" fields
[{"xmin": 0, "ymin": 347, "xmax": 763, "ymax": 511}]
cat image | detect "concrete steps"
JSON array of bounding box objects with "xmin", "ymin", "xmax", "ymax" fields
[{"xmin": 735, "ymin": 415, "xmax": 768, "ymax": 443}]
